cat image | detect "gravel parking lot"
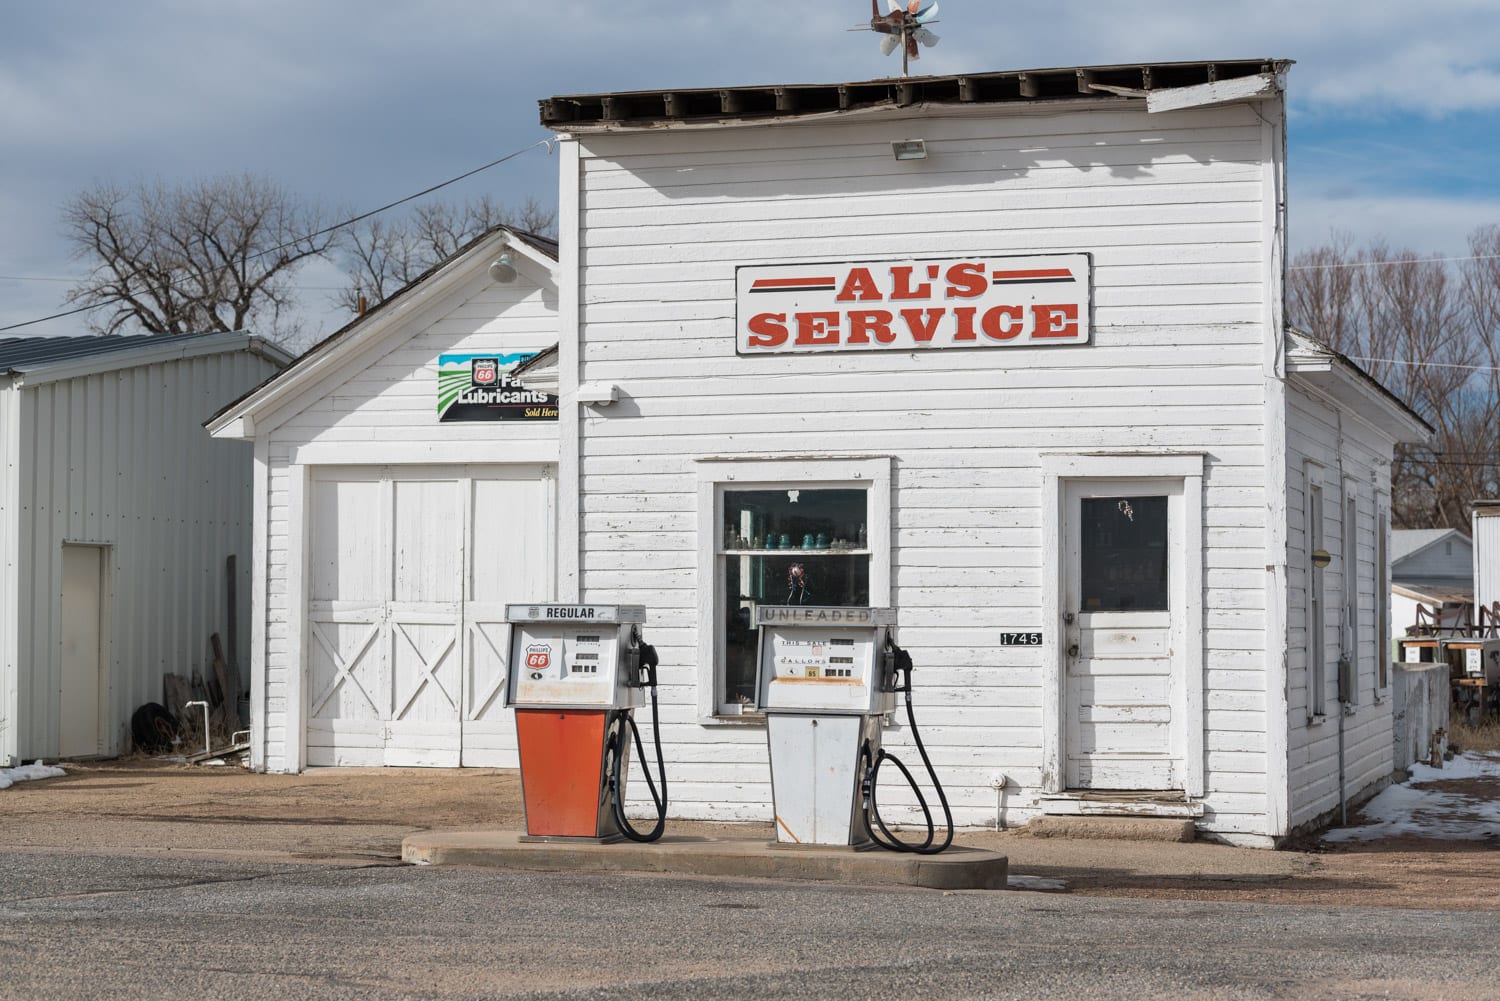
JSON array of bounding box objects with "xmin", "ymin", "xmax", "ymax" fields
[{"xmin": 4, "ymin": 758, "xmax": 1498, "ymax": 909}]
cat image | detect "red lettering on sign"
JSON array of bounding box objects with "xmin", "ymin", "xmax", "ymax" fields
[
  {"xmin": 847, "ymin": 310, "xmax": 894, "ymax": 345},
  {"xmin": 836, "ymin": 268, "xmax": 882, "ymax": 302},
  {"xmin": 1032, "ymin": 303, "xmax": 1080, "ymax": 339},
  {"xmin": 526, "ymin": 652, "xmax": 550, "ymax": 669},
  {"xmin": 951, "ymin": 306, "xmax": 978, "ymax": 341},
  {"xmin": 889, "ymin": 266, "xmax": 932, "ymax": 301},
  {"xmin": 981, "ymin": 304, "xmax": 1025, "ymax": 340},
  {"xmin": 796, "ymin": 312, "xmax": 842, "ymax": 346},
  {"xmin": 944, "ymin": 262, "xmax": 988, "ymax": 299},
  {"xmin": 901, "ymin": 308, "xmax": 945, "ymax": 343},
  {"xmin": 747, "ymin": 312, "xmax": 789, "ymax": 348}
]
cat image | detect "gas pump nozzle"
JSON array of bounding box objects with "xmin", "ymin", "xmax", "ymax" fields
[
  {"xmin": 880, "ymin": 631, "xmax": 912, "ymax": 695},
  {"xmin": 626, "ymin": 627, "xmax": 659, "ymax": 690}
]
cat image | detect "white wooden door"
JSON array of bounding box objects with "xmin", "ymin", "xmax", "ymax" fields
[
  {"xmin": 1063, "ymin": 480, "xmax": 1184, "ymax": 790},
  {"xmin": 60, "ymin": 544, "xmax": 106, "ymax": 758},
  {"xmin": 461, "ymin": 470, "xmax": 554, "ymax": 766},
  {"xmin": 385, "ymin": 476, "xmax": 465, "ymax": 766},
  {"xmin": 306, "ymin": 465, "xmax": 551, "ymax": 768}
]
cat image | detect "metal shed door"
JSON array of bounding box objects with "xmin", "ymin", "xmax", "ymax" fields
[
  {"xmin": 306, "ymin": 465, "xmax": 551, "ymax": 767},
  {"xmin": 1062, "ymin": 480, "xmax": 1185, "ymax": 790},
  {"xmin": 60, "ymin": 544, "xmax": 107, "ymax": 758}
]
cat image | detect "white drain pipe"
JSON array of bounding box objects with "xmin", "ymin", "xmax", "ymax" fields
[{"xmin": 184, "ymin": 701, "xmax": 211, "ymax": 758}]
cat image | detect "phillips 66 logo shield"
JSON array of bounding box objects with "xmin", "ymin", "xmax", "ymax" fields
[
  {"xmin": 471, "ymin": 358, "xmax": 498, "ymax": 386},
  {"xmin": 525, "ymin": 644, "xmax": 552, "ymax": 670}
]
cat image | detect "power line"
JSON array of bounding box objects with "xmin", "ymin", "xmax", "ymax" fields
[
  {"xmin": 1343, "ymin": 355, "xmax": 1500, "ymax": 374},
  {"xmin": 1289, "ymin": 252, "xmax": 1500, "ymax": 271},
  {"xmin": 0, "ymin": 138, "xmax": 554, "ymax": 335}
]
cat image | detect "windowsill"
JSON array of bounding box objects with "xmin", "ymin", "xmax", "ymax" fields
[
  {"xmin": 702, "ymin": 711, "xmax": 766, "ymax": 727},
  {"xmin": 1307, "ymin": 713, "xmax": 1328, "ymax": 727},
  {"xmin": 700, "ymin": 710, "xmax": 902, "ymax": 728},
  {"xmin": 721, "ymin": 548, "xmax": 871, "ymax": 557}
]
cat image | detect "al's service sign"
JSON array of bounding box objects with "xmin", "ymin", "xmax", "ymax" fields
[
  {"xmin": 736, "ymin": 253, "xmax": 1091, "ymax": 355},
  {"xmin": 437, "ymin": 352, "xmax": 558, "ymax": 422}
]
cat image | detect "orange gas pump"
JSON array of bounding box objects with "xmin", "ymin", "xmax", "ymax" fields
[{"xmin": 505, "ymin": 604, "xmax": 666, "ymax": 843}]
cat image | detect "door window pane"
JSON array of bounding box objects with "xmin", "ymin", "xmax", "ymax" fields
[
  {"xmin": 720, "ymin": 488, "xmax": 869, "ymax": 708},
  {"xmin": 1080, "ymin": 496, "xmax": 1168, "ymax": 612}
]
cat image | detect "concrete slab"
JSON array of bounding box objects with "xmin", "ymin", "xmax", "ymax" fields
[
  {"xmin": 1025, "ymin": 816, "xmax": 1197, "ymax": 843},
  {"xmin": 402, "ymin": 830, "xmax": 1008, "ymax": 890}
]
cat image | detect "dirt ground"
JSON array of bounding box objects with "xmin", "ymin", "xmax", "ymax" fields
[{"xmin": 4, "ymin": 757, "xmax": 1497, "ymax": 909}]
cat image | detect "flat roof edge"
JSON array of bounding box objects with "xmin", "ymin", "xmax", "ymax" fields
[{"xmin": 541, "ymin": 59, "xmax": 1290, "ymax": 130}]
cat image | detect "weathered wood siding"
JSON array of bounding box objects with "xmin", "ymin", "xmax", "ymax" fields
[
  {"xmin": 1285, "ymin": 385, "xmax": 1396, "ymax": 828},
  {"xmin": 257, "ymin": 269, "xmax": 558, "ymax": 773},
  {"xmin": 572, "ymin": 102, "xmax": 1279, "ymax": 836}
]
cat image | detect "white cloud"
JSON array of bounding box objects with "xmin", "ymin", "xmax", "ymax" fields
[{"xmin": 1291, "ymin": 193, "xmax": 1500, "ymax": 257}]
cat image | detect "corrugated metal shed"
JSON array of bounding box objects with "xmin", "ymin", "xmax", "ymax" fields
[
  {"xmin": 0, "ymin": 332, "xmax": 289, "ymax": 764},
  {"xmin": 1473, "ymin": 502, "xmax": 1500, "ymax": 611}
]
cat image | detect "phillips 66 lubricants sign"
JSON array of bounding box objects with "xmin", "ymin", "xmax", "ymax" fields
[{"xmin": 736, "ymin": 253, "xmax": 1091, "ymax": 355}]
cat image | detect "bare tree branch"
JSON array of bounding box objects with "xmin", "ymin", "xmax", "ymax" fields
[
  {"xmin": 335, "ymin": 195, "xmax": 558, "ymax": 315},
  {"xmin": 1292, "ymin": 230, "xmax": 1496, "ymax": 529},
  {"xmin": 62, "ymin": 173, "xmax": 335, "ymax": 341}
]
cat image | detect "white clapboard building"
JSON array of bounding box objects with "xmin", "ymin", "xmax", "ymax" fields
[
  {"xmin": 0, "ymin": 332, "xmax": 287, "ymax": 764},
  {"xmin": 209, "ymin": 227, "xmax": 561, "ymax": 771},
  {"xmin": 214, "ymin": 62, "xmax": 1431, "ymax": 846},
  {"xmin": 532, "ymin": 60, "xmax": 1430, "ymax": 847}
]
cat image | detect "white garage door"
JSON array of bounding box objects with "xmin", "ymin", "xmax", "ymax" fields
[{"xmin": 305, "ymin": 465, "xmax": 553, "ymax": 767}]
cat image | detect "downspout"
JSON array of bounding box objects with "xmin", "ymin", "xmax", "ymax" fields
[{"xmin": 1336, "ymin": 409, "xmax": 1349, "ymax": 826}]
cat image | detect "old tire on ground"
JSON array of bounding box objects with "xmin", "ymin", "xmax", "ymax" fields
[{"xmin": 131, "ymin": 703, "xmax": 177, "ymax": 753}]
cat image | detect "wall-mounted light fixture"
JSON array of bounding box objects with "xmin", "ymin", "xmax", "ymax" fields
[
  {"xmin": 488, "ymin": 249, "xmax": 517, "ymax": 284},
  {"xmin": 891, "ymin": 139, "xmax": 927, "ymax": 161},
  {"xmin": 1311, "ymin": 548, "xmax": 1332, "ymax": 569}
]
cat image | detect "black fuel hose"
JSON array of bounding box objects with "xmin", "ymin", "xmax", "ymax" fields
[
  {"xmin": 859, "ymin": 645, "xmax": 954, "ymax": 854},
  {"xmin": 607, "ymin": 644, "xmax": 668, "ymax": 843}
]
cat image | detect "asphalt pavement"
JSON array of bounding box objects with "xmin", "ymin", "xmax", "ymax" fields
[{"xmin": 1, "ymin": 850, "xmax": 1493, "ymax": 1001}]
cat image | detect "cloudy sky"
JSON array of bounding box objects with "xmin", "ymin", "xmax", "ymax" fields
[{"xmin": 3, "ymin": 0, "xmax": 1498, "ymax": 347}]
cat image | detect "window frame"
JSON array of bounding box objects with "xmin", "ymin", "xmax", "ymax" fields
[
  {"xmin": 1305, "ymin": 463, "xmax": 1327, "ymax": 721},
  {"xmin": 1342, "ymin": 478, "xmax": 1360, "ymax": 707},
  {"xmin": 695, "ymin": 457, "xmax": 891, "ymax": 721}
]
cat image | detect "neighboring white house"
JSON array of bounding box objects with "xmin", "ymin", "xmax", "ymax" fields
[
  {"xmin": 1389, "ymin": 528, "xmax": 1472, "ymax": 640},
  {"xmin": 0, "ymin": 332, "xmax": 288, "ymax": 765},
  {"xmin": 208, "ymin": 227, "xmax": 561, "ymax": 772},
  {"xmin": 536, "ymin": 60, "xmax": 1429, "ymax": 846}
]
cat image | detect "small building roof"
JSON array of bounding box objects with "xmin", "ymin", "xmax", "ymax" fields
[
  {"xmin": 0, "ymin": 331, "xmax": 289, "ymax": 384},
  {"xmin": 1393, "ymin": 528, "xmax": 1471, "ymax": 566},
  {"xmin": 540, "ymin": 59, "xmax": 1289, "ymax": 130},
  {"xmin": 1393, "ymin": 580, "xmax": 1474, "ymax": 606},
  {"xmin": 207, "ymin": 225, "xmax": 558, "ymax": 436},
  {"xmin": 1285, "ymin": 328, "xmax": 1433, "ymax": 445}
]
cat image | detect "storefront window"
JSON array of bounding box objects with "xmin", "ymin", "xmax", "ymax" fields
[{"xmin": 697, "ymin": 458, "xmax": 890, "ymax": 718}]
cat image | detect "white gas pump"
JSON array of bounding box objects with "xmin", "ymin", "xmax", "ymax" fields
[
  {"xmin": 754, "ymin": 606, "xmax": 951, "ymax": 852},
  {"xmin": 505, "ymin": 604, "xmax": 667, "ymax": 843}
]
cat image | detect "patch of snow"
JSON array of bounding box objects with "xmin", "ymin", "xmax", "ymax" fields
[
  {"xmin": 0, "ymin": 760, "xmax": 67, "ymax": 790},
  {"xmin": 1407, "ymin": 752, "xmax": 1500, "ymax": 783},
  {"xmin": 1324, "ymin": 751, "xmax": 1500, "ymax": 842},
  {"xmin": 1008, "ymin": 874, "xmax": 1067, "ymax": 891}
]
